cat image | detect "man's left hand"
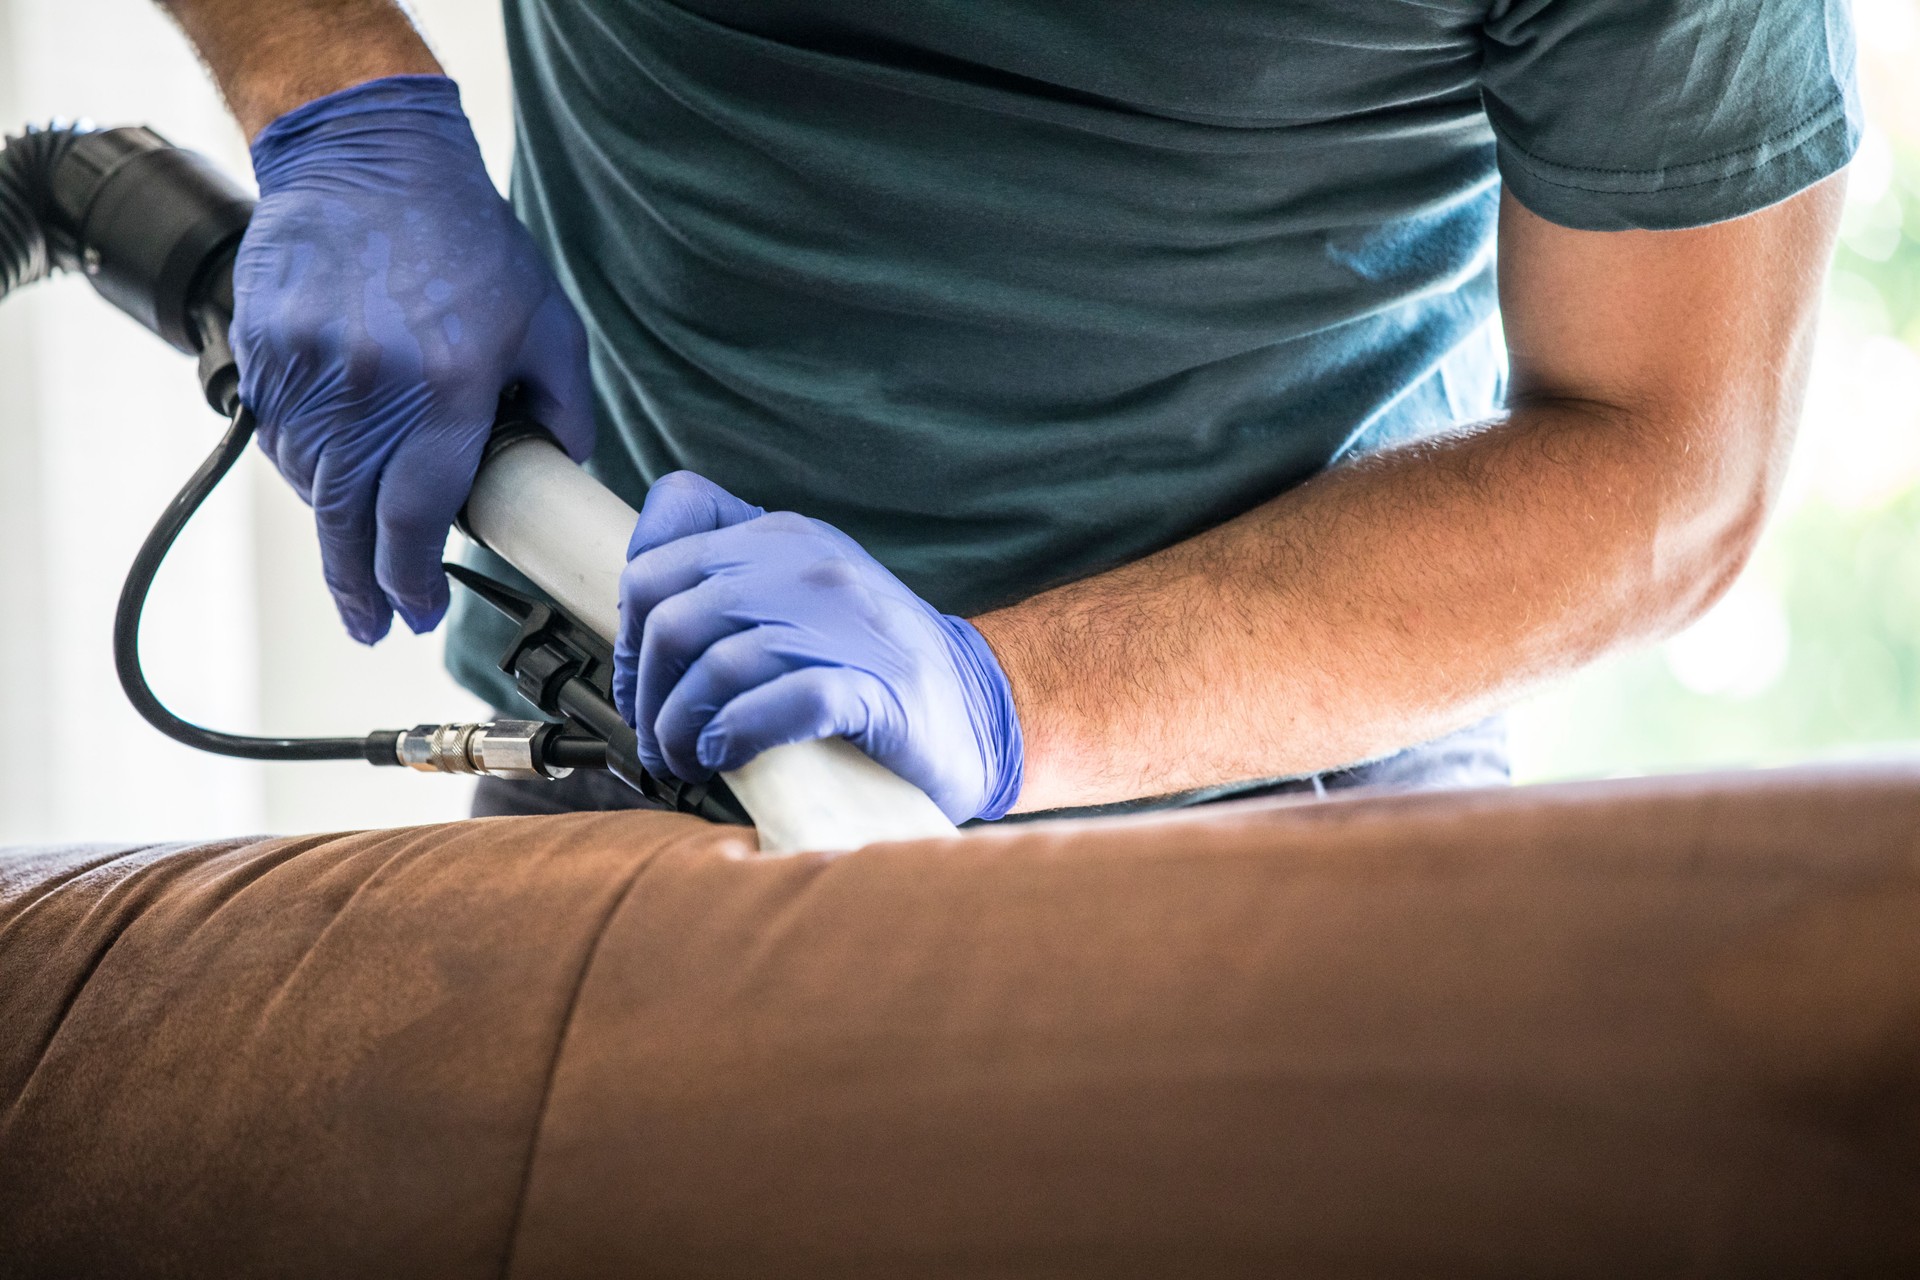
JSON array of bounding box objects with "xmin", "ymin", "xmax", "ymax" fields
[{"xmin": 612, "ymin": 472, "xmax": 1024, "ymax": 824}]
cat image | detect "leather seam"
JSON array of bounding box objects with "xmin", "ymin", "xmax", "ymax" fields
[{"xmin": 498, "ymin": 842, "xmax": 665, "ymax": 1279}]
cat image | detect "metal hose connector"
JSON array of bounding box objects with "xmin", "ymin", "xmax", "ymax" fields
[{"xmin": 394, "ymin": 721, "xmax": 577, "ymax": 781}]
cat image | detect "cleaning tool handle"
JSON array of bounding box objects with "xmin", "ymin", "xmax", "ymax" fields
[{"xmin": 462, "ymin": 432, "xmax": 959, "ymax": 854}]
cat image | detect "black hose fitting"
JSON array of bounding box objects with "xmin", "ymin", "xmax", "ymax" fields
[{"xmin": 0, "ymin": 123, "xmax": 253, "ymax": 360}]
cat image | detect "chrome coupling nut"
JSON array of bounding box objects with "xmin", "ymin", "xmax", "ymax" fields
[{"xmin": 394, "ymin": 720, "xmax": 572, "ymax": 781}]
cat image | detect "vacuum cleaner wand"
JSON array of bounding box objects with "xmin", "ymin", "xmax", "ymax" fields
[{"xmin": 0, "ymin": 121, "xmax": 957, "ymax": 851}]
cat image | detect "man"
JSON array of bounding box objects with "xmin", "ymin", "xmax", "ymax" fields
[{"xmin": 160, "ymin": 0, "xmax": 1856, "ymax": 823}]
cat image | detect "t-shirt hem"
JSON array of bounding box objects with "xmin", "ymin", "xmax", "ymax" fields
[{"xmin": 1492, "ymin": 93, "xmax": 1859, "ymax": 232}]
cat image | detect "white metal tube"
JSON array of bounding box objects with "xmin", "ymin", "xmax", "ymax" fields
[{"xmin": 462, "ymin": 436, "xmax": 959, "ymax": 854}]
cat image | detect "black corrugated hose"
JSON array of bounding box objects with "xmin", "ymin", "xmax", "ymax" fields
[{"xmin": 0, "ymin": 123, "xmax": 86, "ymax": 302}]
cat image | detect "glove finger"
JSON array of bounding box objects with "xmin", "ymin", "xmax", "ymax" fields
[
  {"xmin": 697, "ymin": 665, "xmax": 887, "ymax": 777},
  {"xmin": 247, "ymin": 386, "xmax": 323, "ymax": 505},
  {"xmin": 612, "ymin": 605, "xmax": 643, "ymax": 755},
  {"xmin": 702, "ymin": 667, "xmax": 972, "ymax": 820},
  {"xmin": 631, "ymin": 578, "xmax": 762, "ymax": 778},
  {"xmin": 615, "ymin": 499, "xmax": 777, "ymax": 740},
  {"xmin": 651, "ymin": 626, "xmax": 797, "ymax": 783},
  {"xmin": 627, "ymin": 471, "xmax": 765, "ymax": 560},
  {"xmin": 252, "ymin": 419, "xmax": 308, "ymax": 506},
  {"xmin": 310, "ymin": 445, "xmax": 392, "ymax": 645},
  {"xmin": 373, "ymin": 424, "xmax": 489, "ymax": 634},
  {"xmin": 511, "ymin": 288, "xmax": 599, "ymax": 464},
  {"xmin": 614, "ymin": 542, "xmax": 737, "ymax": 766},
  {"xmin": 616, "ymin": 518, "xmax": 756, "ymax": 644},
  {"xmin": 614, "ymin": 539, "xmax": 700, "ymax": 740}
]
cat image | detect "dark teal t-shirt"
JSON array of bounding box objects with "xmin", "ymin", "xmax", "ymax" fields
[{"xmin": 450, "ymin": 0, "xmax": 1859, "ymax": 718}]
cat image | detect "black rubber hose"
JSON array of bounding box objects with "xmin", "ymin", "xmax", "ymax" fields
[
  {"xmin": 113, "ymin": 403, "xmax": 375, "ymax": 762},
  {"xmin": 0, "ymin": 124, "xmax": 85, "ymax": 301}
]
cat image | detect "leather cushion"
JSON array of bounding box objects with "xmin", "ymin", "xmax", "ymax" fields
[{"xmin": 3, "ymin": 764, "xmax": 1918, "ymax": 1277}]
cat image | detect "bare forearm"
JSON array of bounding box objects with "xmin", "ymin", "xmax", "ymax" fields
[
  {"xmin": 157, "ymin": 0, "xmax": 439, "ymax": 138},
  {"xmin": 977, "ymin": 174, "xmax": 1842, "ymax": 814},
  {"xmin": 975, "ymin": 397, "xmax": 1787, "ymax": 811}
]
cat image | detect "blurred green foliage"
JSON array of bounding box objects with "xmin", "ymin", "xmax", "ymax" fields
[{"xmin": 1513, "ymin": 137, "xmax": 1920, "ymax": 780}]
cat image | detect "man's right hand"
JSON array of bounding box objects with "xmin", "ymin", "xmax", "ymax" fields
[{"xmin": 231, "ymin": 74, "xmax": 596, "ymax": 644}]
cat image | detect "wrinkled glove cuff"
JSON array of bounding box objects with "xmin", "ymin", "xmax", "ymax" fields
[
  {"xmin": 942, "ymin": 616, "xmax": 1025, "ymax": 822},
  {"xmin": 250, "ymin": 74, "xmax": 469, "ymax": 188}
]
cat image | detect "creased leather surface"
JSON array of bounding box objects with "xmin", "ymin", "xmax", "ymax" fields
[{"xmin": 2, "ymin": 765, "xmax": 1918, "ymax": 1278}]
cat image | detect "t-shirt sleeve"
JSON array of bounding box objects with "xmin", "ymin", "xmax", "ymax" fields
[{"xmin": 1479, "ymin": 0, "xmax": 1861, "ymax": 232}]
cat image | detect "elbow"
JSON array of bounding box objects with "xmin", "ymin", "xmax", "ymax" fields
[
  {"xmin": 1663, "ymin": 483, "xmax": 1770, "ymax": 635},
  {"xmin": 1643, "ymin": 411, "xmax": 1792, "ymax": 641}
]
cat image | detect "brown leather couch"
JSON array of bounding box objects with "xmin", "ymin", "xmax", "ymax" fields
[{"xmin": 3, "ymin": 763, "xmax": 1918, "ymax": 1277}]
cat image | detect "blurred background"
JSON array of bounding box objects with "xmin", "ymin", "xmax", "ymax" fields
[{"xmin": 0, "ymin": 1, "xmax": 1913, "ymax": 843}]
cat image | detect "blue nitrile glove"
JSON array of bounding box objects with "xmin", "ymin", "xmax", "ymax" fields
[
  {"xmin": 233, "ymin": 75, "xmax": 596, "ymax": 643},
  {"xmin": 612, "ymin": 472, "xmax": 1024, "ymax": 824}
]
